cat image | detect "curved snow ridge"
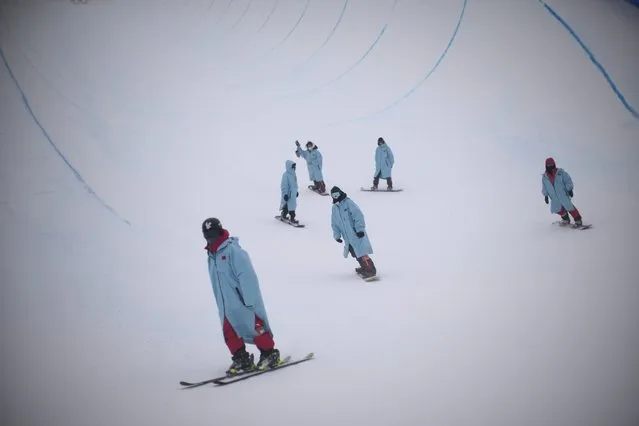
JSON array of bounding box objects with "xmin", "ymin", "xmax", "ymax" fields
[
  {"xmin": 536, "ymin": 0, "xmax": 639, "ymax": 120},
  {"xmin": 269, "ymin": 0, "xmax": 310, "ymax": 53},
  {"xmin": 229, "ymin": 0, "xmax": 253, "ymax": 30},
  {"xmin": 0, "ymin": 46, "xmax": 131, "ymax": 226},
  {"xmin": 304, "ymin": 0, "xmax": 349, "ymax": 64},
  {"xmin": 284, "ymin": 0, "xmax": 399, "ymax": 99},
  {"xmin": 327, "ymin": 0, "xmax": 468, "ymax": 125},
  {"xmin": 268, "ymin": 0, "xmax": 349, "ymax": 81},
  {"xmin": 256, "ymin": 0, "xmax": 279, "ymax": 34}
]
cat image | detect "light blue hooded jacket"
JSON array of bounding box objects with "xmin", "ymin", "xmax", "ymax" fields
[
  {"xmin": 281, "ymin": 160, "xmax": 298, "ymax": 211},
  {"xmin": 541, "ymin": 168, "xmax": 575, "ymax": 213},
  {"xmin": 375, "ymin": 143, "xmax": 394, "ymax": 178},
  {"xmin": 206, "ymin": 233, "xmax": 272, "ymax": 342},
  {"xmin": 331, "ymin": 194, "xmax": 373, "ymax": 258},
  {"xmin": 296, "ymin": 145, "xmax": 324, "ymax": 181}
]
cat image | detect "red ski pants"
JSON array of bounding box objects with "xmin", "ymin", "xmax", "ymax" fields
[
  {"xmin": 223, "ymin": 316, "xmax": 274, "ymax": 354},
  {"xmin": 558, "ymin": 206, "xmax": 581, "ymax": 219}
]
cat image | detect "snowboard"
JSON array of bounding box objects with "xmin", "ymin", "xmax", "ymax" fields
[
  {"xmin": 360, "ymin": 186, "xmax": 403, "ymax": 192},
  {"xmin": 357, "ymin": 272, "xmax": 380, "ymax": 282},
  {"xmin": 275, "ymin": 215, "xmax": 305, "ymax": 227},
  {"xmin": 308, "ymin": 185, "xmax": 330, "ymax": 196},
  {"xmin": 553, "ymin": 220, "xmax": 592, "ymax": 230}
]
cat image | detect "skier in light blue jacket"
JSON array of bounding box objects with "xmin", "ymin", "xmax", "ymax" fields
[
  {"xmin": 202, "ymin": 217, "xmax": 283, "ymax": 374},
  {"xmin": 330, "ymin": 186, "xmax": 377, "ymax": 278},
  {"xmin": 280, "ymin": 160, "xmax": 299, "ymax": 223},
  {"xmin": 372, "ymin": 137, "xmax": 394, "ymax": 190},
  {"xmin": 295, "ymin": 140, "xmax": 326, "ymax": 194}
]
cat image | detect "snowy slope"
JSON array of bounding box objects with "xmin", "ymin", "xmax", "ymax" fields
[{"xmin": 1, "ymin": 1, "xmax": 638, "ymax": 426}]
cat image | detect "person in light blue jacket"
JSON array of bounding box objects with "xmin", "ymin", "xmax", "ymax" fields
[
  {"xmin": 202, "ymin": 217, "xmax": 283, "ymax": 374},
  {"xmin": 295, "ymin": 140, "xmax": 326, "ymax": 194},
  {"xmin": 372, "ymin": 137, "xmax": 394, "ymax": 190},
  {"xmin": 330, "ymin": 186, "xmax": 377, "ymax": 278},
  {"xmin": 280, "ymin": 160, "xmax": 299, "ymax": 223},
  {"xmin": 541, "ymin": 157, "xmax": 583, "ymax": 226}
]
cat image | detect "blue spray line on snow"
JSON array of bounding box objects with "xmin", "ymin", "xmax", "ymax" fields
[
  {"xmin": 536, "ymin": 0, "xmax": 638, "ymax": 120},
  {"xmin": 0, "ymin": 46, "xmax": 131, "ymax": 226},
  {"xmin": 326, "ymin": 0, "xmax": 467, "ymax": 126}
]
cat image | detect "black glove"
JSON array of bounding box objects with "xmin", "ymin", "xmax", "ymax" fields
[
  {"xmin": 295, "ymin": 140, "xmax": 300, "ymax": 147},
  {"xmin": 568, "ymin": 190, "xmax": 573, "ymax": 198},
  {"xmin": 296, "ymin": 192, "xmax": 299, "ymax": 197},
  {"xmin": 284, "ymin": 194, "xmax": 289, "ymax": 201},
  {"xmin": 335, "ymin": 238, "xmax": 342, "ymax": 243},
  {"xmin": 356, "ymin": 231, "xmax": 365, "ymax": 238},
  {"xmin": 544, "ymin": 196, "xmax": 549, "ymax": 204}
]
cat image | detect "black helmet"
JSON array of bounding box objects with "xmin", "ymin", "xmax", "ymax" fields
[{"xmin": 202, "ymin": 217, "xmax": 222, "ymax": 241}]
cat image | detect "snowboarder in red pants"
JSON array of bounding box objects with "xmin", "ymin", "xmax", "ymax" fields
[
  {"xmin": 541, "ymin": 157, "xmax": 583, "ymax": 226},
  {"xmin": 202, "ymin": 217, "xmax": 283, "ymax": 374}
]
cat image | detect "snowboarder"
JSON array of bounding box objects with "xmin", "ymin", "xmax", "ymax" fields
[
  {"xmin": 280, "ymin": 160, "xmax": 299, "ymax": 223},
  {"xmin": 372, "ymin": 137, "xmax": 394, "ymax": 190},
  {"xmin": 202, "ymin": 217, "xmax": 283, "ymax": 374},
  {"xmin": 541, "ymin": 157, "xmax": 583, "ymax": 226},
  {"xmin": 330, "ymin": 186, "xmax": 377, "ymax": 278},
  {"xmin": 295, "ymin": 140, "xmax": 326, "ymax": 194}
]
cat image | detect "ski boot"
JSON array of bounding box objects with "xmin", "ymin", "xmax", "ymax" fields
[
  {"xmin": 560, "ymin": 213, "xmax": 570, "ymax": 225},
  {"xmin": 226, "ymin": 347, "xmax": 255, "ymax": 376},
  {"xmin": 256, "ymin": 348, "xmax": 283, "ymax": 370}
]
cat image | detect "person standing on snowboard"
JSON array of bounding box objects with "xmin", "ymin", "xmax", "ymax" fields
[
  {"xmin": 295, "ymin": 140, "xmax": 326, "ymax": 194},
  {"xmin": 330, "ymin": 186, "xmax": 377, "ymax": 278},
  {"xmin": 202, "ymin": 217, "xmax": 282, "ymax": 375},
  {"xmin": 280, "ymin": 159, "xmax": 299, "ymax": 223},
  {"xmin": 541, "ymin": 157, "xmax": 584, "ymax": 226},
  {"xmin": 372, "ymin": 137, "xmax": 395, "ymax": 190}
]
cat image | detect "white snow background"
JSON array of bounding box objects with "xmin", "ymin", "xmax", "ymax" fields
[{"xmin": 1, "ymin": 0, "xmax": 639, "ymax": 425}]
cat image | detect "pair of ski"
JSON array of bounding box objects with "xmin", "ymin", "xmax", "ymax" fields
[{"xmin": 180, "ymin": 352, "xmax": 315, "ymax": 388}]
